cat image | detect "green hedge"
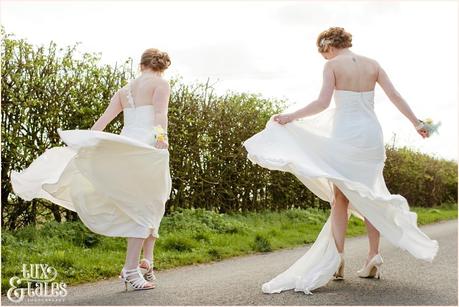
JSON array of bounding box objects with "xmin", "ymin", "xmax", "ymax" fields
[
  {"xmin": 1, "ymin": 30, "xmax": 133, "ymax": 229},
  {"xmin": 1, "ymin": 30, "xmax": 457, "ymax": 230},
  {"xmin": 384, "ymin": 146, "xmax": 457, "ymax": 207}
]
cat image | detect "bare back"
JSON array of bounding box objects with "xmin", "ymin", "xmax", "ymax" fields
[
  {"xmin": 119, "ymin": 75, "xmax": 165, "ymax": 109},
  {"xmin": 330, "ymin": 54, "xmax": 379, "ymax": 92}
]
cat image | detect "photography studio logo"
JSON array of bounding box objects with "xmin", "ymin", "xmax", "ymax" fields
[{"xmin": 7, "ymin": 263, "xmax": 68, "ymax": 303}]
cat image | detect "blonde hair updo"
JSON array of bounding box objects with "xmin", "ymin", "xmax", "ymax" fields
[
  {"xmin": 316, "ymin": 27, "xmax": 353, "ymax": 53},
  {"xmin": 140, "ymin": 48, "xmax": 171, "ymax": 72}
]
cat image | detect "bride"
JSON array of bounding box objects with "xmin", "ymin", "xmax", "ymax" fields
[
  {"xmin": 243, "ymin": 27, "xmax": 438, "ymax": 294},
  {"xmin": 11, "ymin": 48, "xmax": 173, "ymax": 291}
]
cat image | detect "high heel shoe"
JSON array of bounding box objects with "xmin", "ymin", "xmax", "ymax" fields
[
  {"xmin": 139, "ymin": 258, "xmax": 156, "ymax": 282},
  {"xmin": 357, "ymin": 254, "xmax": 383, "ymax": 279},
  {"xmin": 119, "ymin": 266, "xmax": 155, "ymax": 291},
  {"xmin": 333, "ymin": 252, "xmax": 345, "ymax": 279}
]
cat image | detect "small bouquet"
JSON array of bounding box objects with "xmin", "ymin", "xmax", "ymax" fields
[
  {"xmin": 154, "ymin": 125, "xmax": 168, "ymax": 142},
  {"xmin": 415, "ymin": 118, "xmax": 441, "ymax": 137}
]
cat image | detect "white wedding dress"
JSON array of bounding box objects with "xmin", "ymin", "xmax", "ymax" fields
[
  {"xmin": 243, "ymin": 89, "xmax": 439, "ymax": 295},
  {"xmin": 11, "ymin": 80, "xmax": 172, "ymax": 238}
]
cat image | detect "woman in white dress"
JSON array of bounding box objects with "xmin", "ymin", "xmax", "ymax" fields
[
  {"xmin": 243, "ymin": 27, "xmax": 438, "ymax": 294},
  {"xmin": 11, "ymin": 48, "xmax": 173, "ymax": 291}
]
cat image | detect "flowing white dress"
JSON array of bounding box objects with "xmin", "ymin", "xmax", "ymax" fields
[
  {"xmin": 243, "ymin": 89, "xmax": 439, "ymax": 295},
  {"xmin": 10, "ymin": 81, "xmax": 172, "ymax": 238}
]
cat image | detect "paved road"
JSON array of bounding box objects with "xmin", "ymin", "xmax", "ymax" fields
[{"xmin": 2, "ymin": 219, "xmax": 457, "ymax": 306}]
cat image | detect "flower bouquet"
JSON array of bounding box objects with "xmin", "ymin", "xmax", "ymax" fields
[
  {"xmin": 415, "ymin": 118, "xmax": 441, "ymax": 137},
  {"xmin": 154, "ymin": 125, "xmax": 167, "ymax": 142}
]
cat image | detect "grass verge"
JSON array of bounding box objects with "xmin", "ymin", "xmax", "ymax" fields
[{"xmin": 1, "ymin": 203, "xmax": 457, "ymax": 292}]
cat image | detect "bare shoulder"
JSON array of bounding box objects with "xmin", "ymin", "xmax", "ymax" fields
[
  {"xmin": 322, "ymin": 59, "xmax": 337, "ymax": 72},
  {"xmin": 142, "ymin": 76, "xmax": 170, "ymax": 91},
  {"xmin": 155, "ymin": 77, "xmax": 170, "ymax": 89},
  {"xmin": 357, "ymin": 54, "xmax": 380, "ymax": 68},
  {"xmin": 325, "ymin": 58, "xmax": 339, "ymax": 67},
  {"xmin": 119, "ymin": 84, "xmax": 128, "ymax": 92},
  {"xmin": 325, "ymin": 56, "xmax": 350, "ymax": 72}
]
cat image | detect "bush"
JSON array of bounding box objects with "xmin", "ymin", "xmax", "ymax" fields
[
  {"xmin": 252, "ymin": 234, "xmax": 272, "ymax": 252},
  {"xmin": 1, "ymin": 29, "xmax": 132, "ymax": 230},
  {"xmin": 207, "ymin": 248, "xmax": 222, "ymax": 260},
  {"xmin": 162, "ymin": 236, "xmax": 196, "ymax": 252},
  {"xmin": 161, "ymin": 208, "xmax": 247, "ymax": 234},
  {"xmin": 384, "ymin": 146, "xmax": 457, "ymax": 207}
]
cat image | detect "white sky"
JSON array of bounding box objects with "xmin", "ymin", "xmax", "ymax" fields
[{"xmin": 1, "ymin": 0, "xmax": 458, "ymax": 161}]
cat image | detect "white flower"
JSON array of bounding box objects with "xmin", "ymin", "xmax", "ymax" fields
[{"xmin": 320, "ymin": 38, "xmax": 333, "ymax": 47}]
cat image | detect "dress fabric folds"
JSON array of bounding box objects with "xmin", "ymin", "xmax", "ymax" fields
[
  {"xmin": 11, "ymin": 81, "xmax": 172, "ymax": 238},
  {"xmin": 243, "ymin": 89, "xmax": 439, "ymax": 294}
]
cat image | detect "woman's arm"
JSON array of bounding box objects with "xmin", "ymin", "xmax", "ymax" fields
[
  {"xmin": 152, "ymin": 79, "xmax": 171, "ymax": 149},
  {"xmin": 376, "ymin": 63, "xmax": 428, "ymax": 138},
  {"xmin": 90, "ymin": 90, "xmax": 123, "ymax": 131},
  {"xmin": 274, "ymin": 61, "xmax": 335, "ymax": 124}
]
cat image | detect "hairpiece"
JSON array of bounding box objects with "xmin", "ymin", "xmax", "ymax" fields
[{"xmin": 320, "ymin": 38, "xmax": 333, "ymax": 47}]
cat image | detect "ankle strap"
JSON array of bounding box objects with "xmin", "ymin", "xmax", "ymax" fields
[
  {"xmin": 140, "ymin": 258, "xmax": 153, "ymax": 266},
  {"xmin": 123, "ymin": 267, "xmax": 141, "ymax": 274}
]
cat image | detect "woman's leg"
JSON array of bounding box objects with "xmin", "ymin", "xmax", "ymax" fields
[
  {"xmin": 123, "ymin": 237, "xmax": 154, "ymax": 287},
  {"xmin": 124, "ymin": 237, "xmax": 146, "ymax": 270},
  {"xmin": 142, "ymin": 234, "xmax": 157, "ymax": 264},
  {"xmin": 331, "ymin": 184, "xmax": 349, "ymax": 253},
  {"xmin": 364, "ymin": 217, "xmax": 380, "ymax": 265}
]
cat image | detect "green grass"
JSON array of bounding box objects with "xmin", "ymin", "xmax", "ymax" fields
[{"xmin": 1, "ymin": 203, "xmax": 457, "ymax": 292}]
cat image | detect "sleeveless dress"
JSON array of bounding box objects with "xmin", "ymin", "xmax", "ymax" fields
[
  {"xmin": 243, "ymin": 89, "xmax": 439, "ymax": 294},
  {"xmin": 10, "ymin": 80, "xmax": 172, "ymax": 238}
]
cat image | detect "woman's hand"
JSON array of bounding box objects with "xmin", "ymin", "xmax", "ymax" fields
[
  {"xmin": 414, "ymin": 120, "xmax": 430, "ymax": 139},
  {"xmin": 416, "ymin": 127, "xmax": 429, "ymax": 139},
  {"xmin": 154, "ymin": 139, "xmax": 169, "ymax": 149},
  {"xmin": 273, "ymin": 113, "xmax": 294, "ymax": 125}
]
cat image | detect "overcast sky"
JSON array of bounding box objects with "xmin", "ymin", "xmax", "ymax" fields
[{"xmin": 2, "ymin": 0, "xmax": 457, "ymax": 161}]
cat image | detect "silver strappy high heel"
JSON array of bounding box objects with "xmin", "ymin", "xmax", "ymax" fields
[
  {"xmin": 119, "ymin": 266, "xmax": 155, "ymax": 291},
  {"xmin": 139, "ymin": 258, "xmax": 156, "ymax": 282}
]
